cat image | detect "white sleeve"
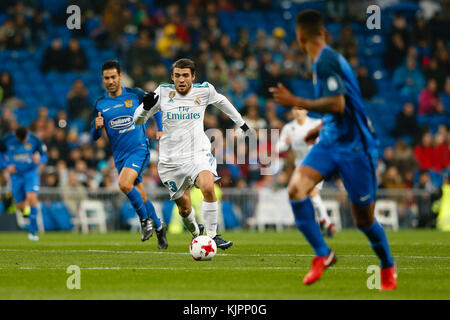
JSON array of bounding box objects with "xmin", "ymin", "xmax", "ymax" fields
[
  {"xmin": 208, "ymin": 83, "xmax": 245, "ymax": 127},
  {"xmin": 277, "ymin": 125, "xmax": 290, "ymax": 153},
  {"xmin": 133, "ymin": 86, "xmax": 161, "ymax": 125}
]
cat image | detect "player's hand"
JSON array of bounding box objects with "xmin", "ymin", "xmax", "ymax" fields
[
  {"xmin": 304, "ymin": 128, "xmax": 320, "ymax": 145},
  {"xmin": 156, "ymin": 131, "xmax": 163, "ymax": 140},
  {"xmin": 95, "ymin": 112, "xmax": 104, "ymax": 130},
  {"xmin": 269, "ymin": 83, "xmax": 299, "ymax": 107},
  {"xmin": 143, "ymin": 92, "xmax": 159, "ymax": 111},
  {"xmin": 240, "ymin": 123, "xmax": 256, "ymax": 138},
  {"xmin": 7, "ymin": 164, "xmax": 17, "ymax": 174}
]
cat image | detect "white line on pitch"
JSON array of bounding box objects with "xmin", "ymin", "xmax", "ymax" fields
[{"xmin": 0, "ymin": 248, "xmax": 449, "ymax": 260}]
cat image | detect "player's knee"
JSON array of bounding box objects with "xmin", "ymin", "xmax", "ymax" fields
[
  {"xmin": 26, "ymin": 193, "xmax": 38, "ymax": 206},
  {"xmin": 288, "ymin": 184, "xmax": 307, "ymax": 201},
  {"xmin": 118, "ymin": 180, "xmax": 133, "ymax": 194},
  {"xmin": 200, "ymin": 184, "xmax": 215, "ymax": 200},
  {"xmin": 178, "ymin": 206, "xmax": 191, "ymax": 217}
]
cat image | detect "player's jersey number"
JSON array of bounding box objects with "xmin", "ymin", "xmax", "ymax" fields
[{"xmin": 165, "ymin": 181, "xmax": 178, "ymax": 193}]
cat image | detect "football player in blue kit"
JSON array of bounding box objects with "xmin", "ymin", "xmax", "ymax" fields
[
  {"xmin": 92, "ymin": 60, "xmax": 168, "ymax": 249},
  {"xmin": 270, "ymin": 10, "xmax": 397, "ymax": 290},
  {"xmin": 0, "ymin": 126, "xmax": 48, "ymax": 241}
]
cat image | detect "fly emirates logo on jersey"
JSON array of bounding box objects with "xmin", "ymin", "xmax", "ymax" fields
[
  {"xmin": 108, "ymin": 115, "xmax": 135, "ymax": 134},
  {"xmin": 166, "ymin": 106, "xmax": 201, "ymax": 120}
]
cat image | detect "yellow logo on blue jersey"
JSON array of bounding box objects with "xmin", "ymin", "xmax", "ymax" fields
[{"xmin": 124, "ymin": 99, "xmax": 133, "ymax": 108}]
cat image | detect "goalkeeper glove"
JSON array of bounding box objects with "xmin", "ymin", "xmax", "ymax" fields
[{"xmin": 143, "ymin": 92, "xmax": 159, "ymax": 111}]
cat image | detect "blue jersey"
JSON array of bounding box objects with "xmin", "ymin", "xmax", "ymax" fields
[
  {"xmin": 0, "ymin": 132, "xmax": 48, "ymax": 173},
  {"xmin": 91, "ymin": 87, "xmax": 163, "ymax": 162},
  {"xmin": 312, "ymin": 45, "xmax": 378, "ymax": 152}
]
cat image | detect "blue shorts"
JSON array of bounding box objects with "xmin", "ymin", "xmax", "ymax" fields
[
  {"xmin": 11, "ymin": 168, "xmax": 40, "ymax": 203},
  {"xmin": 114, "ymin": 146, "xmax": 150, "ymax": 185},
  {"xmin": 302, "ymin": 143, "xmax": 378, "ymax": 206}
]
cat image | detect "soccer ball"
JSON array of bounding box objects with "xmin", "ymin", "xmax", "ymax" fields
[{"xmin": 190, "ymin": 235, "xmax": 217, "ymax": 261}]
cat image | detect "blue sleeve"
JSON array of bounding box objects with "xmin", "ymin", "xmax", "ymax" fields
[
  {"xmin": 91, "ymin": 98, "xmax": 103, "ymax": 141},
  {"xmin": 316, "ymin": 54, "xmax": 347, "ymax": 97},
  {"xmin": 154, "ymin": 112, "xmax": 163, "ymax": 131},
  {"xmin": 31, "ymin": 134, "xmax": 48, "ymax": 164}
]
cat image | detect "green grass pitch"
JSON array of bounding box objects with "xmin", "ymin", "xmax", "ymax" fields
[{"xmin": 0, "ymin": 229, "xmax": 449, "ymax": 299}]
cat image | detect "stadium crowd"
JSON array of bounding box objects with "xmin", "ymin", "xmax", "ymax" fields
[{"xmin": 0, "ymin": 0, "xmax": 449, "ymax": 228}]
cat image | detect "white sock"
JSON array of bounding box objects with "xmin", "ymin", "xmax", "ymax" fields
[
  {"xmin": 181, "ymin": 208, "xmax": 200, "ymax": 237},
  {"xmin": 202, "ymin": 201, "xmax": 218, "ymax": 239},
  {"xmin": 311, "ymin": 194, "xmax": 331, "ymax": 226}
]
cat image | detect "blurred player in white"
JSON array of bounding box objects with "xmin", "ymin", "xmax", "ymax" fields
[
  {"xmin": 134, "ymin": 58, "xmax": 251, "ymax": 249},
  {"xmin": 277, "ymin": 107, "xmax": 336, "ymax": 237}
]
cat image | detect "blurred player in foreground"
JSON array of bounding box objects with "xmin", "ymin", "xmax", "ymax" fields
[
  {"xmin": 134, "ymin": 58, "xmax": 251, "ymax": 250},
  {"xmin": 0, "ymin": 126, "xmax": 48, "ymax": 241},
  {"xmin": 277, "ymin": 107, "xmax": 336, "ymax": 237},
  {"xmin": 270, "ymin": 10, "xmax": 396, "ymax": 290},
  {"xmin": 92, "ymin": 60, "xmax": 168, "ymax": 249}
]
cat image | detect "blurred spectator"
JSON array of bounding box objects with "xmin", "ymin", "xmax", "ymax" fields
[
  {"xmin": 393, "ymin": 140, "xmax": 419, "ymax": 177},
  {"xmin": 150, "ymin": 63, "xmax": 171, "ymax": 84},
  {"xmin": 41, "ymin": 38, "xmax": 68, "ymax": 72},
  {"xmin": 156, "ymin": 24, "xmax": 182, "ymax": 59},
  {"xmin": 130, "ymin": 65, "xmax": 152, "ymax": 89},
  {"xmin": 434, "ymin": 125, "xmax": 450, "ymax": 171},
  {"xmin": 67, "ymin": 80, "xmax": 92, "ymax": 120},
  {"xmin": 418, "ymin": 78, "xmax": 445, "ymax": 115},
  {"xmin": 29, "ymin": 9, "xmax": 48, "ymax": 47},
  {"xmin": 384, "ymin": 32, "xmax": 407, "ymax": 70},
  {"xmin": 424, "ymin": 58, "xmax": 446, "ymax": 91},
  {"xmin": 128, "ymin": 30, "xmax": 161, "ymax": 72},
  {"xmin": 415, "ymin": 170, "xmax": 438, "ymax": 228},
  {"xmin": 393, "ymin": 57, "xmax": 426, "ymax": 98},
  {"xmin": 259, "ymin": 62, "xmax": 285, "ymax": 99},
  {"xmin": 439, "ymin": 78, "xmax": 450, "ymax": 113},
  {"xmin": 392, "ymin": 102, "xmax": 421, "ymax": 144},
  {"xmin": 380, "ymin": 166, "xmax": 404, "ymax": 189},
  {"xmin": 0, "ymin": 72, "xmax": 14, "ymax": 103},
  {"xmin": 61, "ymin": 170, "xmax": 88, "ymax": 216},
  {"xmin": 66, "ymin": 38, "xmax": 88, "ymax": 72},
  {"xmin": 242, "ymin": 96, "xmax": 267, "ymax": 130},
  {"xmin": 414, "ymin": 132, "xmax": 440, "ymax": 171},
  {"xmin": 0, "ymin": 107, "xmax": 18, "ymax": 135},
  {"xmin": 357, "ymin": 66, "xmax": 376, "ymax": 100},
  {"xmin": 336, "ymin": 23, "xmax": 358, "ymax": 58},
  {"xmin": 0, "ymin": 18, "xmax": 15, "ymax": 49}
]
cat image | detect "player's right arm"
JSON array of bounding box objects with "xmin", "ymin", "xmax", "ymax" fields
[
  {"xmin": 91, "ymin": 109, "xmax": 104, "ymax": 141},
  {"xmin": 0, "ymin": 134, "xmax": 16, "ymax": 174},
  {"xmin": 134, "ymin": 87, "xmax": 161, "ymax": 125},
  {"xmin": 277, "ymin": 124, "xmax": 291, "ymax": 153}
]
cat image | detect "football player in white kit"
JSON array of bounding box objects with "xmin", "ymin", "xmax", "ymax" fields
[
  {"xmin": 277, "ymin": 107, "xmax": 336, "ymax": 237},
  {"xmin": 134, "ymin": 58, "xmax": 250, "ymax": 249}
]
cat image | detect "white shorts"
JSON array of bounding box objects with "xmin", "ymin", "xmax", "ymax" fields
[{"xmin": 158, "ymin": 152, "xmax": 218, "ymax": 200}]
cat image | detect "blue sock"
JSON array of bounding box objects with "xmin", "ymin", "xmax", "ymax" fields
[
  {"xmin": 359, "ymin": 221, "xmax": 394, "ymax": 268},
  {"xmin": 126, "ymin": 187, "xmax": 149, "ymax": 221},
  {"xmin": 145, "ymin": 200, "xmax": 162, "ymax": 229},
  {"xmin": 29, "ymin": 206, "xmax": 38, "ymax": 235},
  {"xmin": 291, "ymin": 198, "xmax": 330, "ymax": 257}
]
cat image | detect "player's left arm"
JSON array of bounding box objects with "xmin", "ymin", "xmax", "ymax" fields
[
  {"xmin": 208, "ymin": 83, "xmax": 250, "ymax": 133},
  {"xmin": 270, "ymin": 83, "xmax": 345, "ymax": 114},
  {"xmin": 270, "ymin": 57, "xmax": 346, "ymax": 114},
  {"xmin": 32, "ymin": 135, "xmax": 48, "ymax": 165}
]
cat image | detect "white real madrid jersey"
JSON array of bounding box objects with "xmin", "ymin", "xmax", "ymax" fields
[
  {"xmin": 134, "ymin": 82, "xmax": 245, "ymax": 164},
  {"xmin": 277, "ymin": 117, "xmax": 322, "ymax": 165}
]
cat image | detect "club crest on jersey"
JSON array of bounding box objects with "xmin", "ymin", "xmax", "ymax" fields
[
  {"xmin": 124, "ymin": 99, "xmax": 133, "ymax": 108},
  {"xmin": 195, "ymin": 97, "xmax": 201, "ymax": 105},
  {"xmin": 169, "ymin": 91, "xmax": 176, "ymax": 102},
  {"xmin": 312, "ymin": 72, "xmax": 317, "ymax": 85},
  {"xmin": 25, "ymin": 143, "xmax": 32, "ymax": 150}
]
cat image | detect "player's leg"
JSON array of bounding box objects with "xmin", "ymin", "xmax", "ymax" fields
[
  {"xmin": 118, "ymin": 167, "xmax": 149, "ymax": 221},
  {"xmin": 309, "ymin": 186, "xmax": 335, "ymax": 237},
  {"xmin": 135, "ymin": 182, "xmax": 168, "ymax": 249},
  {"xmin": 25, "ymin": 192, "xmax": 39, "ymax": 240},
  {"xmin": 174, "ymin": 188, "xmax": 202, "ymax": 237},
  {"xmin": 290, "ymin": 144, "xmax": 338, "ymax": 285},
  {"xmin": 195, "ymin": 170, "xmax": 232, "ymax": 249},
  {"xmin": 338, "ymin": 150, "xmax": 396, "ymax": 290},
  {"xmin": 289, "ymin": 166, "xmax": 331, "ymax": 257}
]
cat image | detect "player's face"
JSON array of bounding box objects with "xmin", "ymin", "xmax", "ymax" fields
[
  {"xmin": 293, "ymin": 107, "xmax": 307, "ymax": 120},
  {"xmin": 102, "ymin": 69, "xmax": 122, "ymax": 95},
  {"xmin": 172, "ymin": 68, "xmax": 195, "ymax": 95}
]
